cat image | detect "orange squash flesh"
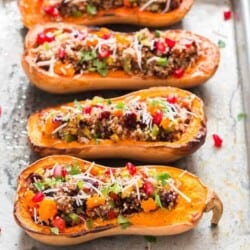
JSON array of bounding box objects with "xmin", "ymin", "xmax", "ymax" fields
[
  {"xmin": 22, "ymin": 23, "xmax": 220, "ymax": 94},
  {"xmin": 18, "ymin": 0, "xmax": 194, "ymax": 28},
  {"xmin": 27, "ymin": 87, "xmax": 207, "ymax": 163},
  {"xmin": 14, "ymin": 155, "xmax": 223, "ymax": 246}
]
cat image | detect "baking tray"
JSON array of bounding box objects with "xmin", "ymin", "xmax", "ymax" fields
[{"xmin": 0, "ymin": 0, "xmax": 250, "ymax": 249}]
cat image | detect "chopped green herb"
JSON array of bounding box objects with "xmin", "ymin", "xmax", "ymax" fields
[
  {"xmin": 117, "ymin": 215, "xmax": 131, "ymax": 229},
  {"xmin": 69, "ymin": 213, "xmax": 80, "ymax": 223},
  {"xmin": 108, "ymin": 200, "xmax": 115, "ymax": 208},
  {"xmin": 155, "ymin": 30, "xmax": 161, "ymax": 38},
  {"xmin": 74, "ymin": 99, "xmax": 83, "ymax": 111},
  {"xmin": 154, "ymin": 194, "xmax": 163, "ymax": 208},
  {"xmin": 156, "ymin": 172, "xmax": 171, "ymax": 185},
  {"xmin": 116, "ymin": 102, "xmax": 125, "ymax": 110},
  {"xmin": 77, "ymin": 180, "xmax": 84, "ymax": 189},
  {"xmin": 43, "ymin": 42, "xmax": 50, "ymax": 51},
  {"xmin": 237, "ymin": 112, "xmax": 247, "ymax": 121},
  {"xmin": 144, "ymin": 235, "xmax": 157, "ymax": 243},
  {"xmin": 72, "ymin": 10, "xmax": 82, "ymax": 17},
  {"xmin": 218, "ymin": 40, "xmax": 226, "ymax": 48},
  {"xmin": 93, "ymin": 59, "xmax": 108, "ymax": 76},
  {"xmin": 123, "ymin": 57, "xmax": 132, "ymax": 73},
  {"xmin": 80, "ymin": 50, "xmax": 97, "ymax": 62},
  {"xmin": 107, "ymin": 99, "xmax": 112, "ymax": 105},
  {"xmin": 50, "ymin": 227, "xmax": 59, "ymax": 235},
  {"xmin": 157, "ymin": 57, "xmax": 168, "ymax": 67},
  {"xmin": 86, "ymin": 4, "xmax": 97, "ymax": 15},
  {"xmin": 110, "ymin": 183, "xmax": 122, "ymax": 194},
  {"xmin": 33, "ymin": 181, "xmax": 45, "ymax": 191},
  {"xmin": 68, "ymin": 165, "xmax": 81, "ymax": 175},
  {"xmin": 64, "ymin": 134, "xmax": 77, "ymax": 142},
  {"xmin": 44, "ymin": 177, "xmax": 62, "ymax": 188},
  {"xmin": 151, "ymin": 124, "xmax": 159, "ymax": 137},
  {"xmin": 92, "ymin": 96, "xmax": 104, "ymax": 104},
  {"xmin": 86, "ymin": 219, "xmax": 93, "ymax": 229}
]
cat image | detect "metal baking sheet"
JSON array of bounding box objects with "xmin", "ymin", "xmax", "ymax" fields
[{"xmin": 0, "ymin": 0, "xmax": 250, "ymax": 249}]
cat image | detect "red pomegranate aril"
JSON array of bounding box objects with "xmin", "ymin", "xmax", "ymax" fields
[
  {"xmin": 107, "ymin": 209, "xmax": 117, "ymax": 219},
  {"xmin": 126, "ymin": 162, "xmax": 137, "ymax": 175},
  {"xmin": 109, "ymin": 192, "xmax": 119, "ymax": 200},
  {"xmin": 32, "ymin": 192, "xmax": 45, "ymax": 203},
  {"xmin": 143, "ymin": 181, "xmax": 154, "ymax": 195},
  {"xmin": 36, "ymin": 32, "xmax": 55, "ymax": 45},
  {"xmin": 53, "ymin": 165, "xmax": 67, "ymax": 178},
  {"xmin": 98, "ymin": 49, "xmax": 111, "ymax": 59},
  {"xmin": 223, "ymin": 10, "xmax": 232, "ymax": 21},
  {"xmin": 155, "ymin": 41, "xmax": 166, "ymax": 53},
  {"xmin": 152, "ymin": 110, "xmax": 163, "ymax": 125},
  {"xmin": 165, "ymin": 38, "xmax": 176, "ymax": 48},
  {"xmin": 58, "ymin": 48, "xmax": 66, "ymax": 59},
  {"xmin": 212, "ymin": 134, "xmax": 223, "ymax": 148},
  {"xmin": 173, "ymin": 68, "xmax": 184, "ymax": 78},
  {"xmin": 100, "ymin": 111, "xmax": 111, "ymax": 119},
  {"xmin": 105, "ymin": 168, "xmax": 116, "ymax": 176},
  {"xmin": 53, "ymin": 216, "xmax": 66, "ymax": 232},
  {"xmin": 124, "ymin": 112, "xmax": 137, "ymax": 129},
  {"xmin": 43, "ymin": 6, "xmax": 59, "ymax": 17},
  {"xmin": 102, "ymin": 33, "xmax": 111, "ymax": 40},
  {"xmin": 83, "ymin": 106, "xmax": 92, "ymax": 114},
  {"xmin": 167, "ymin": 96, "xmax": 177, "ymax": 104}
]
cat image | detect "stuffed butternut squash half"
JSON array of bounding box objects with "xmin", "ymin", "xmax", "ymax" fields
[
  {"xmin": 22, "ymin": 23, "xmax": 220, "ymax": 94},
  {"xmin": 14, "ymin": 155, "xmax": 223, "ymax": 246},
  {"xmin": 27, "ymin": 87, "xmax": 206, "ymax": 163},
  {"xmin": 18, "ymin": 0, "xmax": 194, "ymax": 28}
]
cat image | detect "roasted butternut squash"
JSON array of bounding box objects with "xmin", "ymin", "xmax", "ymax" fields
[
  {"xmin": 27, "ymin": 87, "xmax": 206, "ymax": 163},
  {"xmin": 22, "ymin": 23, "xmax": 220, "ymax": 94},
  {"xmin": 18, "ymin": 0, "xmax": 194, "ymax": 28},
  {"xmin": 14, "ymin": 155, "xmax": 223, "ymax": 246}
]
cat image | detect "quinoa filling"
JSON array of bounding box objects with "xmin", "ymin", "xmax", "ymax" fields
[
  {"xmin": 42, "ymin": 0, "xmax": 182, "ymax": 18},
  {"xmin": 24, "ymin": 161, "xmax": 184, "ymax": 233},
  {"xmin": 41, "ymin": 94, "xmax": 196, "ymax": 143},
  {"xmin": 32, "ymin": 27, "xmax": 198, "ymax": 78}
]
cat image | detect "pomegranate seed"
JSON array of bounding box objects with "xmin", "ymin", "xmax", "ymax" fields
[
  {"xmin": 185, "ymin": 42, "xmax": 194, "ymax": 49},
  {"xmin": 165, "ymin": 38, "xmax": 176, "ymax": 48},
  {"xmin": 0, "ymin": 105, "xmax": 2, "ymax": 117},
  {"xmin": 83, "ymin": 106, "xmax": 92, "ymax": 114},
  {"xmin": 143, "ymin": 181, "xmax": 154, "ymax": 195},
  {"xmin": 152, "ymin": 110, "xmax": 163, "ymax": 125},
  {"xmin": 223, "ymin": 10, "xmax": 232, "ymax": 21},
  {"xmin": 98, "ymin": 49, "xmax": 111, "ymax": 59},
  {"xmin": 107, "ymin": 209, "xmax": 117, "ymax": 219},
  {"xmin": 102, "ymin": 33, "xmax": 111, "ymax": 40},
  {"xmin": 105, "ymin": 168, "xmax": 116, "ymax": 176},
  {"xmin": 53, "ymin": 165, "xmax": 67, "ymax": 178},
  {"xmin": 124, "ymin": 112, "xmax": 137, "ymax": 129},
  {"xmin": 109, "ymin": 192, "xmax": 119, "ymax": 200},
  {"xmin": 36, "ymin": 32, "xmax": 55, "ymax": 45},
  {"xmin": 58, "ymin": 48, "xmax": 66, "ymax": 59},
  {"xmin": 32, "ymin": 192, "xmax": 45, "ymax": 202},
  {"xmin": 43, "ymin": 6, "xmax": 59, "ymax": 17},
  {"xmin": 100, "ymin": 111, "xmax": 111, "ymax": 119},
  {"xmin": 53, "ymin": 216, "xmax": 66, "ymax": 232},
  {"xmin": 167, "ymin": 96, "xmax": 177, "ymax": 104},
  {"xmin": 126, "ymin": 162, "xmax": 137, "ymax": 175},
  {"xmin": 173, "ymin": 68, "xmax": 184, "ymax": 78},
  {"xmin": 212, "ymin": 134, "xmax": 223, "ymax": 148},
  {"xmin": 154, "ymin": 41, "xmax": 166, "ymax": 53}
]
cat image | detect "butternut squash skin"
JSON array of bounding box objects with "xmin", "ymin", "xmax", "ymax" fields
[
  {"xmin": 22, "ymin": 23, "xmax": 220, "ymax": 94},
  {"xmin": 27, "ymin": 87, "xmax": 206, "ymax": 163},
  {"xmin": 13, "ymin": 155, "xmax": 223, "ymax": 246},
  {"xmin": 18, "ymin": 0, "xmax": 194, "ymax": 28}
]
